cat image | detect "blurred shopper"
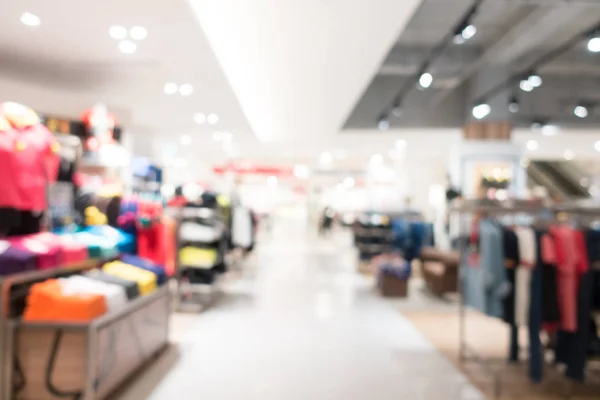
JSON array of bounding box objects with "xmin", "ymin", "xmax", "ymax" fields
[{"xmin": 319, "ymin": 206, "xmax": 335, "ymax": 237}]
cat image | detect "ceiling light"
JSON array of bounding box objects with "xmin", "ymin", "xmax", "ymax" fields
[
  {"xmin": 194, "ymin": 113, "xmax": 206, "ymax": 124},
  {"xmin": 541, "ymin": 124, "xmax": 559, "ymax": 136},
  {"xmin": 395, "ymin": 139, "xmax": 407, "ymax": 149},
  {"xmin": 370, "ymin": 154, "xmax": 384, "ymax": 164},
  {"xmin": 580, "ymin": 177, "xmax": 589, "ymax": 187},
  {"xmin": 520, "ymin": 79, "xmax": 534, "ymax": 92},
  {"xmin": 508, "ymin": 96, "xmax": 520, "ymax": 113},
  {"xmin": 118, "ymin": 40, "xmax": 137, "ymax": 54},
  {"xmin": 419, "ymin": 73, "xmax": 433, "ymax": 89},
  {"xmin": 319, "ymin": 152, "xmax": 333, "ymax": 167},
  {"xmin": 109, "ymin": 25, "xmax": 127, "ymax": 40},
  {"xmin": 391, "ymin": 103, "xmax": 403, "ymax": 117},
  {"xmin": 453, "ymin": 34, "xmax": 466, "ymax": 45},
  {"xmin": 293, "ymin": 164, "xmax": 310, "ymax": 180},
  {"xmin": 574, "ymin": 105, "xmax": 588, "ymax": 118},
  {"xmin": 461, "ymin": 24, "xmax": 477, "ymax": 40},
  {"xmin": 377, "ymin": 116, "xmax": 390, "ymax": 131},
  {"xmin": 129, "ymin": 26, "xmax": 148, "ymax": 40},
  {"xmin": 179, "ymin": 84, "xmax": 193, "ymax": 96},
  {"xmin": 595, "ymin": 140, "xmax": 600, "ymax": 152},
  {"xmin": 180, "ymin": 135, "xmax": 192, "ymax": 146},
  {"xmin": 563, "ymin": 149, "xmax": 574, "ymax": 161},
  {"xmin": 526, "ymin": 139, "xmax": 539, "ymax": 151},
  {"xmin": 164, "ymin": 83, "xmax": 178, "ymax": 95},
  {"xmin": 528, "ymin": 74, "xmax": 542, "ymax": 88},
  {"xmin": 588, "ymin": 37, "xmax": 600, "ymax": 53},
  {"xmin": 472, "ymin": 103, "xmax": 491, "ymax": 120},
  {"xmin": 520, "ymin": 158, "xmax": 530, "ymax": 168},
  {"xmin": 21, "ymin": 12, "xmax": 40, "ymax": 27},
  {"xmin": 207, "ymin": 113, "xmax": 219, "ymax": 125}
]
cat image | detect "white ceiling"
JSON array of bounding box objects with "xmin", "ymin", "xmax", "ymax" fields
[
  {"xmin": 1, "ymin": 0, "xmax": 598, "ymax": 177},
  {"xmin": 0, "ymin": 0, "xmax": 252, "ymax": 136}
]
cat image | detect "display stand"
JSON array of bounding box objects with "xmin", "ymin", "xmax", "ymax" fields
[
  {"xmin": 8, "ymin": 285, "xmax": 170, "ymax": 400},
  {"xmin": 0, "ymin": 260, "xmax": 100, "ymax": 400},
  {"xmin": 0, "ymin": 260, "xmax": 171, "ymax": 400}
]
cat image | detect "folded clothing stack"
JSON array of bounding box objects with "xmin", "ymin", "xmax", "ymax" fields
[
  {"xmin": 58, "ymin": 276, "xmax": 128, "ymax": 313},
  {"xmin": 84, "ymin": 225, "xmax": 135, "ymax": 255},
  {"xmin": 0, "ymin": 241, "xmax": 36, "ymax": 276},
  {"xmin": 374, "ymin": 253, "xmax": 410, "ymax": 280},
  {"xmin": 66, "ymin": 232, "xmax": 120, "ymax": 259},
  {"xmin": 120, "ymin": 254, "xmax": 167, "ymax": 285},
  {"xmin": 8, "ymin": 234, "xmax": 62, "ymax": 270},
  {"xmin": 23, "ymin": 279, "xmax": 107, "ymax": 322},
  {"xmin": 102, "ymin": 261, "xmax": 157, "ymax": 296},
  {"xmin": 85, "ymin": 270, "xmax": 140, "ymax": 300},
  {"xmin": 34, "ymin": 232, "xmax": 88, "ymax": 265}
]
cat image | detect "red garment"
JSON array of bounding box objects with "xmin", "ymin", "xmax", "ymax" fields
[
  {"xmin": 0, "ymin": 124, "xmax": 59, "ymax": 210},
  {"xmin": 549, "ymin": 225, "xmax": 580, "ymax": 333}
]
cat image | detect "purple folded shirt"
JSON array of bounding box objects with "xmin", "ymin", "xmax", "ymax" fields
[{"xmin": 0, "ymin": 242, "xmax": 37, "ymax": 276}]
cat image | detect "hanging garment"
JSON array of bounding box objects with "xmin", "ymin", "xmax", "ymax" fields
[
  {"xmin": 527, "ymin": 231, "xmax": 544, "ymax": 382},
  {"xmin": 585, "ymin": 229, "xmax": 600, "ymax": 310},
  {"xmin": 503, "ymin": 228, "xmax": 520, "ymax": 363},
  {"xmin": 549, "ymin": 225, "xmax": 580, "ymax": 333},
  {"xmin": 480, "ymin": 219, "xmax": 507, "ymax": 318},
  {"xmin": 232, "ymin": 207, "xmax": 253, "ymax": 249},
  {"xmin": 514, "ymin": 227, "xmax": 536, "ymax": 327},
  {"xmin": 540, "ymin": 233, "xmax": 561, "ymax": 328}
]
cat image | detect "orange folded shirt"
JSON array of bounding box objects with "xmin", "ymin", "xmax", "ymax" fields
[{"xmin": 23, "ymin": 279, "xmax": 107, "ymax": 322}]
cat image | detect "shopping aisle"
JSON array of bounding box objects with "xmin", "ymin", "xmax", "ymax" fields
[{"xmin": 116, "ymin": 213, "xmax": 483, "ymax": 400}]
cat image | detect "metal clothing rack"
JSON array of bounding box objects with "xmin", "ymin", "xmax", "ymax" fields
[
  {"xmin": 167, "ymin": 207, "xmax": 227, "ymax": 312},
  {"xmin": 451, "ymin": 199, "xmax": 600, "ymax": 399}
]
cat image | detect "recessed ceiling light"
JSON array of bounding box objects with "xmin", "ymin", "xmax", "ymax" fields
[
  {"xmin": 194, "ymin": 113, "xmax": 206, "ymax": 124},
  {"xmin": 129, "ymin": 26, "xmax": 147, "ymax": 40},
  {"xmin": 164, "ymin": 83, "xmax": 178, "ymax": 95},
  {"xmin": 21, "ymin": 12, "xmax": 40, "ymax": 27},
  {"xmin": 180, "ymin": 135, "xmax": 192, "ymax": 146},
  {"xmin": 461, "ymin": 24, "xmax": 477, "ymax": 40},
  {"xmin": 118, "ymin": 40, "xmax": 137, "ymax": 54},
  {"xmin": 526, "ymin": 139, "xmax": 538, "ymax": 151},
  {"xmin": 588, "ymin": 37, "xmax": 600, "ymax": 53},
  {"xmin": 179, "ymin": 84, "xmax": 193, "ymax": 96},
  {"xmin": 109, "ymin": 25, "xmax": 127, "ymax": 40},
  {"xmin": 563, "ymin": 149, "xmax": 574, "ymax": 161},
  {"xmin": 595, "ymin": 140, "xmax": 600, "ymax": 152},
  {"xmin": 574, "ymin": 105, "xmax": 588, "ymax": 119},
  {"xmin": 520, "ymin": 80, "xmax": 534, "ymax": 92},
  {"xmin": 395, "ymin": 139, "xmax": 407, "ymax": 149},
  {"xmin": 419, "ymin": 73, "xmax": 433, "ymax": 89},
  {"xmin": 472, "ymin": 103, "xmax": 491, "ymax": 120},
  {"xmin": 541, "ymin": 124, "xmax": 559, "ymax": 136},
  {"xmin": 528, "ymin": 74, "xmax": 542, "ymax": 88},
  {"xmin": 207, "ymin": 113, "xmax": 219, "ymax": 125}
]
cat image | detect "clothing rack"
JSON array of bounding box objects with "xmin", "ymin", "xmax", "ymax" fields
[
  {"xmin": 166, "ymin": 206, "xmax": 227, "ymax": 312},
  {"xmin": 451, "ymin": 199, "xmax": 600, "ymax": 399}
]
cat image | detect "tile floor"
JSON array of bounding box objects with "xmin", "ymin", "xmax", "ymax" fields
[{"xmin": 114, "ymin": 213, "xmax": 483, "ymax": 400}]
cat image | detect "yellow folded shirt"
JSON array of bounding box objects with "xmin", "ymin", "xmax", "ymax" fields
[{"xmin": 103, "ymin": 261, "xmax": 157, "ymax": 295}]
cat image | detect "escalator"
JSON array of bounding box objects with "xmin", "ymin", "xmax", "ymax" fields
[{"xmin": 528, "ymin": 161, "xmax": 590, "ymax": 200}]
